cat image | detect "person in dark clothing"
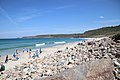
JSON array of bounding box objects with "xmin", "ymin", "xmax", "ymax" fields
[
  {"xmin": 5, "ymin": 55, "xmax": 9, "ymax": 63},
  {"xmin": 39, "ymin": 48, "xmax": 42, "ymax": 54},
  {"xmin": 29, "ymin": 48, "xmax": 32, "ymax": 58}
]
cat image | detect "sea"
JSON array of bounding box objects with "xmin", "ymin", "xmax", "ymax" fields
[{"xmin": 0, "ymin": 38, "xmax": 87, "ymax": 56}]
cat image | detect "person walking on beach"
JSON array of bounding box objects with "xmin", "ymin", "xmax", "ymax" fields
[
  {"xmin": 39, "ymin": 48, "xmax": 42, "ymax": 54},
  {"xmin": 5, "ymin": 55, "xmax": 9, "ymax": 63},
  {"xmin": 29, "ymin": 48, "xmax": 32, "ymax": 58},
  {"xmin": 36, "ymin": 49, "xmax": 39, "ymax": 58}
]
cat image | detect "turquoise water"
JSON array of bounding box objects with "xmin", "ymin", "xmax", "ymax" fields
[{"xmin": 0, "ymin": 38, "xmax": 86, "ymax": 56}]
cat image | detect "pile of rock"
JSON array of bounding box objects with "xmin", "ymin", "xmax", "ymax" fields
[
  {"xmin": 0, "ymin": 37, "xmax": 120, "ymax": 80},
  {"xmin": 36, "ymin": 59, "xmax": 113, "ymax": 80}
]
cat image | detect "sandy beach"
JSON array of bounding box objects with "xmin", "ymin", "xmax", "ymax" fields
[{"xmin": 0, "ymin": 40, "xmax": 85, "ymax": 70}]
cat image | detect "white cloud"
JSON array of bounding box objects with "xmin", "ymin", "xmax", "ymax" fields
[{"xmin": 100, "ymin": 16, "xmax": 104, "ymax": 19}]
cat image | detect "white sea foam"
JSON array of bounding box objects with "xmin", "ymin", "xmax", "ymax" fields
[
  {"xmin": 54, "ymin": 41, "xmax": 66, "ymax": 44},
  {"xmin": 35, "ymin": 43, "xmax": 45, "ymax": 46}
]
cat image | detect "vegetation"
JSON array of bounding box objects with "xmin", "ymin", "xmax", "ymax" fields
[
  {"xmin": 23, "ymin": 25, "xmax": 120, "ymax": 38},
  {"xmin": 112, "ymin": 33, "xmax": 120, "ymax": 41},
  {"xmin": 83, "ymin": 25, "xmax": 120, "ymax": 38}
]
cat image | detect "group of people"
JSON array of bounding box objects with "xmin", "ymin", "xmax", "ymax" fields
[
  {"xmin": 4, "ymin": 49, "xmax": 20, "ymax": 64},
  {"xmin": 0, "ymin": 47, "xmax": 42, "ymax": 75},
  {"xmin": 3, "ymin": 47, "xmax": 42, "ymax": 64},
  {"xmin": 13, "ymin": 49, "xmax": 20, "ymax": 61},
  {"xmin": 28, "ymin": 48, "xmax": 42, "ymax": 59}
]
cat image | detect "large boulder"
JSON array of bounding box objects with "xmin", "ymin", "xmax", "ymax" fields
[
  {"xmin": 34, "ymin": 59, "xmax": 114, "ymax": 80},
  {"xmin": 84, "ymin": 59, "xmax": 114, "ymax": 80}
]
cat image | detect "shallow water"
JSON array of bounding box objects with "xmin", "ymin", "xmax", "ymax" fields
[{"xmin": 0, "ymin": 38, "xmax": 86, "ymax": 56}]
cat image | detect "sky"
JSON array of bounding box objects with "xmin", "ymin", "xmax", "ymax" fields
[{"xmin": 0, "ymin": 0, "xmax": 120, "ymax": 38}]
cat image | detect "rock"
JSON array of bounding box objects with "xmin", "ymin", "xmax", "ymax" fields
[
  {"xmin": 34, "ymin": 59, "xmax": 114, "ymax": 80},
  {"xmin": 115, "ymin": 53, "xmax": 120, "ymax": 58},
  {"xmin": 113, "ymin": 59, "xmax": 120, "ymax": 79},
  {"xmin": 113, "ymin": 59, "xmax": 120, "ymax": 67},
  {"xmin": 23, "ymin": 75, "xmax": 28, "ymax": 79},
  {"xmin": 23, "ymin": 68, "xmax": 29, "ymax": 75},
  {"xmin": 84, "ymin": 59, "xmax": 114, "ymax": 80}
]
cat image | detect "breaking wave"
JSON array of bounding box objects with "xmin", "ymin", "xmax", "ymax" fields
[
  {"xmin": 54, "ymin": 41, "xmax": 66, "ymax": 44},
  {"xmin": 35, "ymin": 43, "xmax": 45, "ymax": 47}
]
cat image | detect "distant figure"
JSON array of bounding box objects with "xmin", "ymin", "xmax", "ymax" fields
[
  {"xmin": 39, "ymin": 48, "xmax": 42, "ymax": 54},
  {"xmin": 36, "ymin": 49, "xmax": 39, "ymax": 58},
  {"xmin": 27, "ymin": 48, "xmax": 29, "ymax": 53},
  {"xmin": 16, "ymin": 49, "xmax": 20, "ymax": 60},
  {"xmin": 16, "ymin": 49, "xmax": 19, "ymax": 55},
  {"xmin": 23, "ymin": 48, "xmax": 25, "ymax": 53},
  {"xmin": 13, "ymin": 52, "xmax": 19, "ymax": 61},
  {"xmin": 29, "ymin": 48, "xmax": 32, "ymax": 52},
  {"xmin": 32, "ymin": 53, "xmax": 36, "ymax": 59},
  {"xmin": 13, "ymin": 52, "xmax": 16, "ymax": 58},
  {"xmin": 29, "ymin": 48, "xmax": 32, "ymax": 58},
  {"xmin": 5, "ymin": 55, "xmax": 9, "ymax": 63}
]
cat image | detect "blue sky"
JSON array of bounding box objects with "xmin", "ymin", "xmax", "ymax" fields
[{"xmin": 0, "ymin": 0, "xmax": 120, "ymax": 38}]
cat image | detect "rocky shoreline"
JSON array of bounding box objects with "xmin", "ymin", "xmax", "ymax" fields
[
  {"xmin": 38, "ymin": 58, "xmax": 113, "ymax": 80},
  {"xmin": 0, "ymin": 37, "xmax": 120, "ymax": 80}
]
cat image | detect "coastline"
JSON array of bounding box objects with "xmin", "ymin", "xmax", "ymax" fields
[
  {"xmin": 0, "ymin": 38, "xmax": 99, "ymax": 70},
  {"xmin": 0, "ymin": 41, "xmax": 82, "ymax": 70},
  {"xmin": 1, "ymin": 37, "xmax": 117, "ymax": 80},
  {"xmin": 0, "ymin": 38, "xmax": 83, "ymax": 56}
]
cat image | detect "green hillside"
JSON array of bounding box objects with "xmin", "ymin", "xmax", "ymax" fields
[
  {"xmin": 23, "ymin": 25, "xmax": 120, "ymax": 38},
  {"xmin": 83, "ymin": 25, "xmax": 120, "ymax": 37}
]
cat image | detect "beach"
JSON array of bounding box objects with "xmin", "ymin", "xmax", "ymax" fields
[
  {"xmin": 0, "ymin": 40, "xmax": 84, "ymax": 70},
  {"xmin": 0, "ymin": 37, "xmax": 120, "ymax": 80},
  {"xmin": 0, "ymin": 0, "xmax": 119, "ymax": 79},
  {"xmin": 0, "ymin": 37, "xmax": 101, "ymax": 70}
]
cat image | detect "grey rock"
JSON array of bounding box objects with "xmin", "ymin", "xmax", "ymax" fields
[{"xmin": 34, "ymin": 59, "xmax": 114, "ymax": 80}]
